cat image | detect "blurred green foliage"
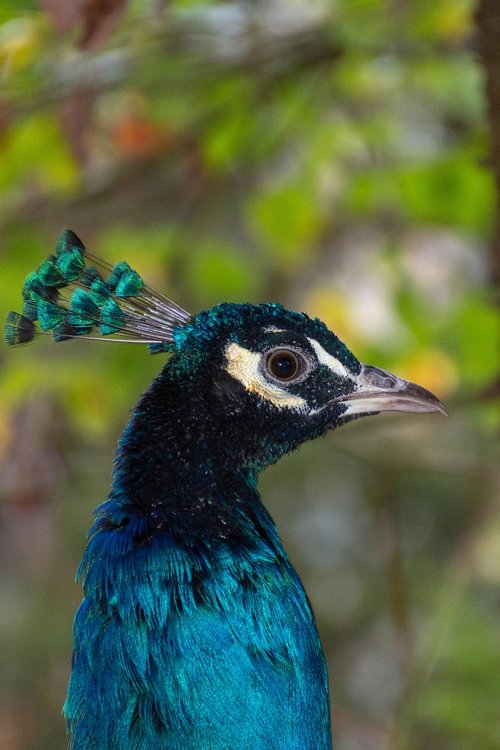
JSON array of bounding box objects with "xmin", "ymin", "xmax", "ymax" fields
[{"xmin": 0, "ymin": 1, "xmax": 498, "ymax": 749}]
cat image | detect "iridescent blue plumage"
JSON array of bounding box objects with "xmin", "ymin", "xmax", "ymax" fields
[
  {"xmin": 67, "ymin": 489, "xmax": 331, "ymax": 749},
  {"xmin": 6, "ymin": 232, "xmax": 446, "ymax": 749}
]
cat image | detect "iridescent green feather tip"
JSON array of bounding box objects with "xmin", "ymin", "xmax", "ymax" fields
[
  {"xmin": 5, "ymin": 311, "xmax": 35, "ymax": 345},
  {"xmin": 5, "ymin": 229, "xmax": 191, "ymax": 351}
]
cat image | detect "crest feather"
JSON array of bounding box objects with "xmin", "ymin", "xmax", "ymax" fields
[{"xmin": 5, "ymin": 230, "xmax": 191, "ymax": 352}]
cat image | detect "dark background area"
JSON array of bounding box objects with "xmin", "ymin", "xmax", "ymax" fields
[{"xmin": 0, "ymin": 1, "xmax": 498, "ymax": 749}]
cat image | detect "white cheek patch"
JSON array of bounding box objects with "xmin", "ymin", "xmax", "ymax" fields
[
  {"xmin": 307, "ymin": 338, "xmax": 350, "ymax": 378},
  {"xmin": 341, "ymin": 399, "xmax": 380, "ymax": 416},
  {"xmin": 224, "ymin": 342, "xmax": 307, "ymax": 411}
]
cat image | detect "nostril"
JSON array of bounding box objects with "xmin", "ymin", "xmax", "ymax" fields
[{"xmin": 362, "ymin": 366, "xmax": 397, "ymax": 389}]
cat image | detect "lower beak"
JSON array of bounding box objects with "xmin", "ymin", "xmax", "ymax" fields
[{"xmin": 341, "ymin": 364, "xmax": 447, "ymax": 416}]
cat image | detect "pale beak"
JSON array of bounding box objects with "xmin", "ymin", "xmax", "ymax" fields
[{"xmin": 341, "ymin": 364, "xmax": 447, "ymax": 416}]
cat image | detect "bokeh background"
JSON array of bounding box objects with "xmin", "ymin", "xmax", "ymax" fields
[{"xmin": 0, "ymin": 1, "xmax": 499, "ymax": 749}]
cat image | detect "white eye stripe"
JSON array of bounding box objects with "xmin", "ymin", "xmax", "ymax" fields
[
  {"xmin": 224, "ymin": 342, "xmax": 307, "ymax": 411},
  {"xmin": 307, "ymin": 338, "xmax": 350, "ymax": 378}
]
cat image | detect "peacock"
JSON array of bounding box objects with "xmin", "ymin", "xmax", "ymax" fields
[{"xmin": 5, "ymin": 230, "xmax": 446, "ymax": 750}]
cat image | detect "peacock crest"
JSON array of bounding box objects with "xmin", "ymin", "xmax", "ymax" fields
[{"xmin": 5, "ymin": 229, "xmax": 191, "ymax": 352}]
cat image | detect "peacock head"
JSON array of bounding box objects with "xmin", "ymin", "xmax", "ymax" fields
[
  {"xmin": 160, "ymin": 302, "xmax": 446, "ymax": 467},
  {"xmin": 5, "ymin": 230, "xmax": 445, "ymax": 469}
]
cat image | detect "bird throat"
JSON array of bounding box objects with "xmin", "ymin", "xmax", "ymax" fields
[{"xmin": 109, "ymin": 360, "xmax": 281, "ymax": 554}]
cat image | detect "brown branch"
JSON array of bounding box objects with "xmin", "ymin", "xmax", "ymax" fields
[{"xmin": 475, "ymin": 0, "xmax": 500, "ymax": 294}]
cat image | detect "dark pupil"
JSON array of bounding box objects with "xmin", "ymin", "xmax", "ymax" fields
[{"xmin": 268, "ymin": 351, "xmax": 299, "ymax": 380}]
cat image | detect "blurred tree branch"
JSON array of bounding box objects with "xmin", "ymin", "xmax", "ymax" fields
[
  {"xmin": 39, "ymin": 0, "xmax": 128, "ymax": 50},
  {"xmin": 476, "ymin": 0, "xmax": 500, "ymax": 294},
  {"xmin": 476, "ymin": 0, "xmax": 500, "ymax": 408},
  {"xmin": 8, "ymin": 5, "xmax": 344, "ymax": 117}
]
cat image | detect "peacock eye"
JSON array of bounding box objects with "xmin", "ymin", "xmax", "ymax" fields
[{"xmin": 266, "ymin": 349, "xmax": 303, "ymax": 382}]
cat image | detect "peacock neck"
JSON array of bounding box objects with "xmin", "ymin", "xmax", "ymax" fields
[{"xmin": 109, "ymin": 358, "xmax": 284, "ymax": 557}]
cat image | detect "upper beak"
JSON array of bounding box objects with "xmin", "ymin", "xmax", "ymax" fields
[{"xmin": 340, "ymin": 364, "xmax": 447, "ymax": 416}]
